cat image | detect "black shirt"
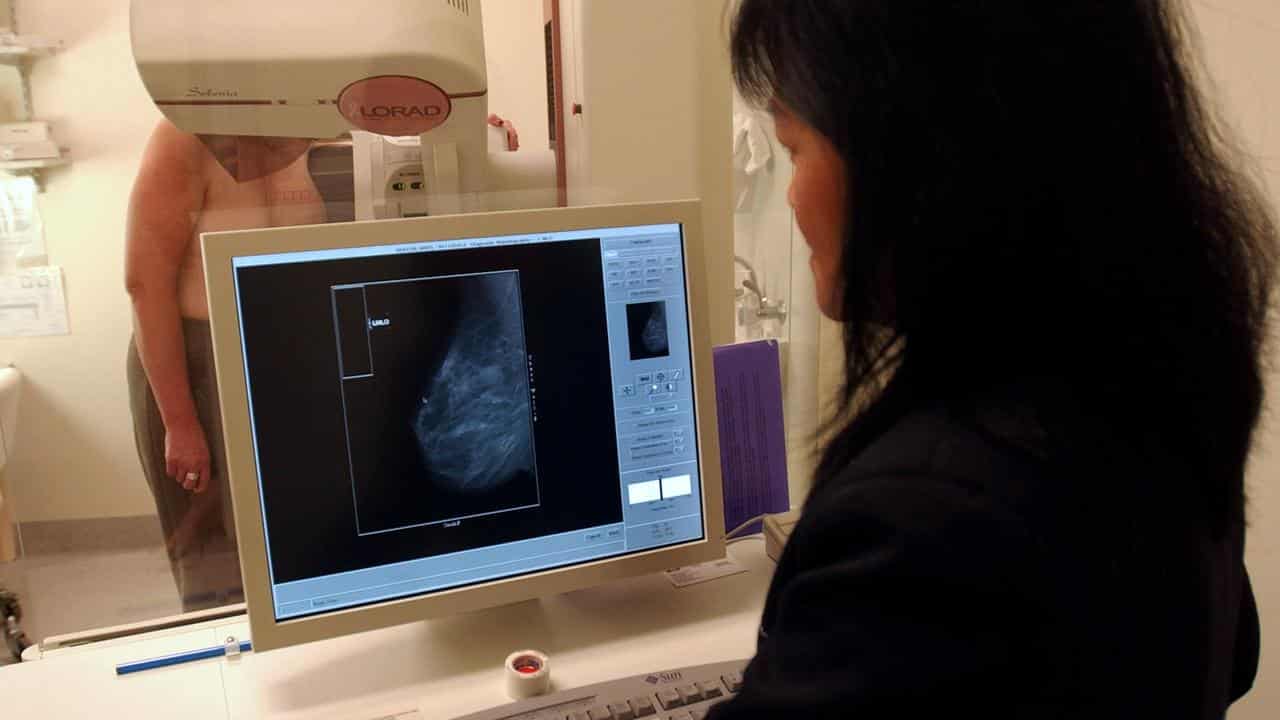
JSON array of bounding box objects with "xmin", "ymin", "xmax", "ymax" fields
[{"xmin": 709, "ymin": 408, "xmax": 1259, "ymax": 719}]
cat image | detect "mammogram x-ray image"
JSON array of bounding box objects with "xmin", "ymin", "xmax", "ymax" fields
[
  {"xmin": 626, "ymin": 301, "xmax": 670, "ymax": 360},
  {"xmin": 412, "ymin": 272, "xmax": 535, "ymax": 495},
  {"xmin": 340, "ymin": 269, "xmax": 540, "ymax": 535}
]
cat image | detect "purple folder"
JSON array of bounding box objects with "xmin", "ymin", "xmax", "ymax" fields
[{"xmin": 712, "ymin": 339, "xmax": 790, "ymax": 535}]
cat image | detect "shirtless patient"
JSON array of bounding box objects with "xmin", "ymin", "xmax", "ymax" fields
[{"xmin": 125, "ymin": 119, "xmax": 326, "ymax": 611}]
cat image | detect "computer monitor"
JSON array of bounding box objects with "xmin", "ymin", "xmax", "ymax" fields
[{"xmin": 202, "ymin": 201, "xmax": 724, "ymax": 651}]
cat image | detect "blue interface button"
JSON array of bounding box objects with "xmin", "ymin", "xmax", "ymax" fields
[
  {"xmin": 647, "ymin": 383, "xmax": 662, "ymax": 396},
  {"xmin": 646, "ymin": 268, "xmax": 661, "ymax": 278},
  {"xmin": 665, "ymin": 382, "xmax": 677, "ymax": 393},
  {"xmin": 670, "ymin": 369, "xmax": 684, "ymax": 381},
  {"xmin": 663, "ymin": 254, "xmax": 679, "ymax": 265},
  {"xmin": 645, "ymin": 278, "xmax": 662, "ymax": 287},
  {"xmin": 585, "ymin": 531, "xmax": 605, "ymax": 542},
  {"xmin": 626, "ymin": 269, "xmax": 643, "ymax": 279},
  {"xmin": 619, "ymin": 385, "xmax": 636, "ymax": 398},
  {"xmin": 607, "ymin": 281, "xmax": 623, "ymax": 291},
  {"xmin": 645, "ymin": 256, "xmax": 661, "ymax": 266},
  {"xmin": 607, "ymin": 527, "xmax": 623, "ymax": 539},
  {"xmin": 654, "ymin": 370, "xmax": 668, "ymax": 383},
  {"xmin": 627, "ymin": 279, "xmax": 645, "ymax": 289},
  {"xmin": 653, "ymin": 403, "xmax": 679, "ymax": 414},
  {"xmin": 607, "ymin": 270, "xmax": 623, "ymax": 281},
  {"xmin": 626, "ymin": 259, "xmax": 643, "ymax": 269},
  {"xmin": 637, "ymin": 373, "xmax": 653, "ymax": 384}
]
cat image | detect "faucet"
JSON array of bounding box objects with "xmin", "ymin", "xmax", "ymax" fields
[{"xmin": 734, "ymin": 255, "xmax": 788, "ymax": 323}]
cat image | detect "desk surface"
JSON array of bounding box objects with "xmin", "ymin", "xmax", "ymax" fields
[{"xmin": 4, "ymin": 539, "xmax": 772, "ymax": 719}]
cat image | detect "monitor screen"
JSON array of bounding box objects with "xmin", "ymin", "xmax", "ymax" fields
[{"xmin": 229, "ymin": 221, "xmax": 705, "ymax": 621}]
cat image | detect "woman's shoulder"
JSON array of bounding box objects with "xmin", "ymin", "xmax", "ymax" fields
[
  {"xmin": 758, "ymin": 408, "xmax": 1047, "ymax": 673},
  {"xmin": 819, "ymin": 404, "xmax": 1056, "ymax": 507},
  {"xmin": 787, "ymin": 404, "xmax": 1075, "ymax": 570}
]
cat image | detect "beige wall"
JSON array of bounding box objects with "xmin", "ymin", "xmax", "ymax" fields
[
  {"xmin": 563, "ymin": 0, "xmax": 700, "ymax": 205},
  {"xmin": 558, "ymin": 0, "xmax": 732, "ymax": 331},
  {"xmin": 1, "ymin": 0, "xmax": 163, "ymax": 522},
  {"xmin": 482, "ymin": 0, "xmax": 551, "ymax": 152},
  {"xmin": 1192, "ymin": 2, "xmax": 1280, "ymax": 716}
]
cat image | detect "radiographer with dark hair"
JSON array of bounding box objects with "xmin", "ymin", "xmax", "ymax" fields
[{"xmin": 710, "ymin": 2, "xmax": 1274, "ymax": 718}]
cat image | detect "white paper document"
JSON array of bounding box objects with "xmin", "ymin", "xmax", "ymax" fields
[
  {"xmin": 0, "ymin": 265, "xmax": 68, "ymax": 336},
  {"xmin": 0, "ymin": 176, "xmax": 47, "ymax": 271}
]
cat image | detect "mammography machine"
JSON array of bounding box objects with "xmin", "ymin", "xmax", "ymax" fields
[{"xmin": 131, "ymin": 0, "xmax": 556, "ymax": 217}]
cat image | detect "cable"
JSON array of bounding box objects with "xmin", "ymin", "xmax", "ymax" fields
[
  {"xmin": 724, "ymin": 514, "xmax": 769, "ymax": 540},
  {"xmin": 726, "ymin": 534, "xmax": 764, "ymax": 547}
]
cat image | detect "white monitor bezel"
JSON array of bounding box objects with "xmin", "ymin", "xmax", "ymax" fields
[{"xmin": 202, "ymin": 200, "xmax": 724, "ymax": 651}]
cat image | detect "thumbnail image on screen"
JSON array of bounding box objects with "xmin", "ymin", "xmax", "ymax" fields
[{"xmin": 626, "ymin": 301, "xmax": 670, "ymax": 360}]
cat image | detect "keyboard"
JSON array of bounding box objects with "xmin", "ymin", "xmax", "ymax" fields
[{"xmin": 452, "ymin": 659, "xmax": 749, "ymax": 720}]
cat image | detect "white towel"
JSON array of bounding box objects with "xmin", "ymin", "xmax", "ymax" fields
[{"xmin": 732, "ymin": 112, "xmax": 773, "ymax": 210}]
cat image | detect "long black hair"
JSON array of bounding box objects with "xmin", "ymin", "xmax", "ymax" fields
[{"xmin": 732, "ymin": 1, "xmax": 1276, "ymax": 533}]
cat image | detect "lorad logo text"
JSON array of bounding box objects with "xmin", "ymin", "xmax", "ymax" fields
[{"xmin": 359, "ymin": 105, "xmax": 444, "ymax": 119}]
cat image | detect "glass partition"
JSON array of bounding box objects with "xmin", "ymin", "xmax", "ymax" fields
[{"xmin": 0, "ymin": 0, "xmax": 732, "ymax": 646}]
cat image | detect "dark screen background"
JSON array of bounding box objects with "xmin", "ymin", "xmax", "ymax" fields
[{"xmin": 234, "ymin": 239, "xmax": 622, "ymax": 584}]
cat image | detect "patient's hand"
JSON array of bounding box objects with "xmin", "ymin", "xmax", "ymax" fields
[{"xmin": 488, "ymin": 113, "xmax": 520, "ymax": 151}]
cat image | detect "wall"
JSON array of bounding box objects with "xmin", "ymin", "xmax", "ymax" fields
[
  {"xmin": 558, "ymin": 0, "xmax": 732, "ymax": 340},
  {"xmin": 564, "ymin": 1, "xmax": 699, "ymax": 205},
  {"xmin": 1, "ymin": 0, "xmax": 163, "ymax": 522},
  {"xmin": 1192, "ymin": 2, "xmax": 1280, "ymax": 716},
  {"xmin": 691, "ymin": 0, "xmax": 734, "ymax": 356},
  {"xmin": 481, "ymin": 0, "xmax": 550, "ymax": 152}
]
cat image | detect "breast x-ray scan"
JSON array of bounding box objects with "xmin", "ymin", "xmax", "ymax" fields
[
  {"xmin": 336, "ymin": 271, "xmax": 539, "ymax": 535},
  {"xmin": 626, "ymin": 301, "xmax": 670, "ymax": 360}
]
